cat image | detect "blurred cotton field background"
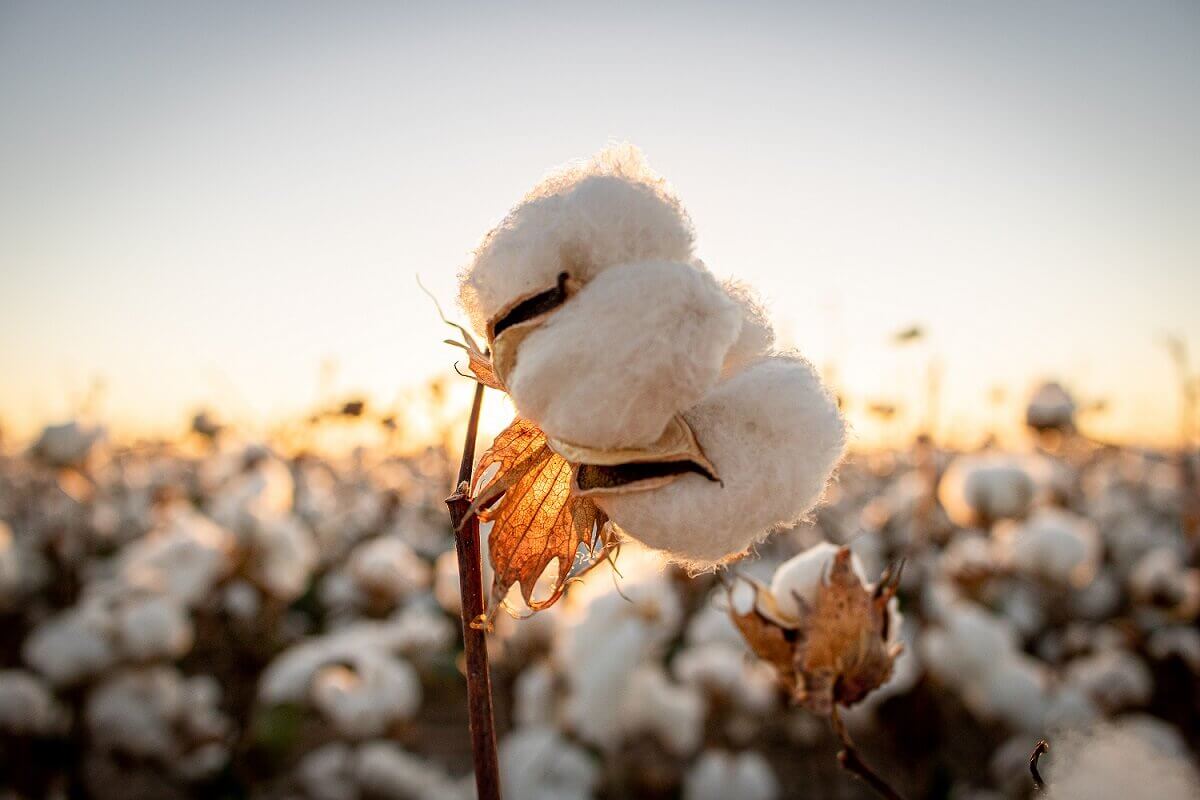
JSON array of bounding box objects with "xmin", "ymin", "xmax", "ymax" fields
[{"xmin": 2, "ymin": 2, "xmax": 1200, "ymax": 799}]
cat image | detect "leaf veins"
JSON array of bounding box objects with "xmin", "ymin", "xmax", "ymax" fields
[{"xmin": 470, "ymin": 418, "xmax": 612, "ymax": 613}]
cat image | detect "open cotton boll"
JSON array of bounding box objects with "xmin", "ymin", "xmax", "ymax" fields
[
  {"xmin": 718, "ymin": 278, "xmax": 776, "ymax": 376},
  {"xmin": 115, "ymin": 593, "xmax": 194, "ymax": 662},
  {"xmin": 673, "ymin": 641, "xmax": 778, "ymax": 714},
  {"xmin": 459, "ymin": 144, "xmax": 694, "ymax": 337},
  {"xmin": 1042, "ymin": 721, "xmax": 1200, "ymax": 800},
  {"xmin": 500, "ymin": 725, "xmax": 600, "ymax": 800},
  {"xmin": 920, "ymin": 602, "xmax": 1020, "ymax": 688},
  {"xmin": 29, "ymin": 420, "xmax": 105, "ymax": 468},
  {"xmin": 1026, "ymin": 381, "xmax": 1076, "ymax": 432},
  {"xmin": 1064, "ymin": 649, "xmax": 1153, "ymax": 712},
  {"xmin": 506, "ymin": 260, "xmax": 742, "ymax": 449},
  {"xmin": 0, "ymin": 670, "xmax": 70, "ymax": 736},
  {"xmin": 23, "ymin": 601, "xmax": 118, "ymax": 687},
  {"xmin": 938, "ymin": 454, "xmax": 1036, "ymax": 528},
  {"xmin": 310, "ymin": 653, "xmax": 421, "ymax": 739},
  {"xmin": 296, "ymin": 742, "xmax": 356, "ymax": 800},
  {"xmin": 0, "ymin": 520, "xmax": 50, "ymax": 610},
  {"xmin": 356, "ymin": 741, "xmax": 468, "ymax": 800},
  {"xmin": 995, "ymin": 508, "xmax": 1102, "ymax": 587},
  {"xmin": 249, "ymin": 514, "xmax": 318, "ymax": 601},
  {"xmin": 618, "ymin": 665, "xmax": 706, "ymax": 757},
  {"xmin": 965, "ymin": 653, "xmax": 1050, "ymax": 732},
  {"xmin": 116, "ymin": 510, "xmax": 235, "ymax": 607},
  {"xmin": 596, "ymin": 355, "xmax": 845, "ymax": 567},
  {"xmin": 346, "ymin": 534, "xmax": 432, "ymax": 605},
  {"xmin": 769, "ymin": 542, "xmax": 867, "ymax": 619},
  {"xmin": 683, "ymin": 750, "xmax": 780, "ymax": 800}
]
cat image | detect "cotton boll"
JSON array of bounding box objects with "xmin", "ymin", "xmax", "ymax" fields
[
  {"xmin": 1043, "ymin": 684, "xmax": 1100, "ymax": 731},
  {"xmin": 966, "ymin": 654, "xmax": 1049, "ymax": 732},
  {"xmin": 1065, "ymin": 649, "xmax": 1153, "ymax": 712},
  {"xmin": 29, "ymin": 421, "xmax": 104, "ymax": 468},
  {"xmin": 619, "ymin": 665, "xmax": 706, "ymax": 757},
  {"xmin": 116, "ymin": 510, "xmax": 235, "ymax": 607},
  {"xmin": 597, "ymin": 355, "xmax": 845, "ymax": 567},
  {"xmin": 500, "ymin": 725, "xmax": 600, "ymax": 800},
  {"xmin": 310, "ymin": 653, "xmax": 421, "ymax": 739},
  {"xmin": 250, "ymin": 514, "xmax": 318, "ymax": 601},
  {"xmin": 433, "ymin": 550, "xmax": 463, "ymax": 615},
  {"xmin": 86, "ymin": 667, "xmax": 186, "ymax": 759},
  {"xmin": 1070, "ymin": 571, "xmax": 1122, "ymax": 621},
  {"xmin": 355, "ymin": 741, "xmax": 467, "ymax": 800},
  {"xmin": 769, "ymin": 542, "xmax": 867, "ymax": 619},
  {"xmin": 938, "ymin": 454, "xmax": 1035, "ymax": 528},
  {"xmin": 506, "ymin": 260, "xmax": 742, "ymax": 449},
  {"xmin": 1042, "ymin": 721, "xmax": 1200, "ymax": 800},
  {"xmin": 1128, "ymin": 547, "xmax": 1200, "ymax": 616},
  {"xmin": 296, "ymin": 742, "xmax": 357, "ymax": 800},
  {"xmin": 673, "ymin": 641, "xmax": 778, "ymax": 714},
  {"xmin": 718, "ymin": 278, "xmax": 776, "ymax": 376},
  {"xmin": 995, "ymin": 508, "xmax": 1101, "ymax": 587},
  {"xmin": 683, "ymin": 750, "xmax": 780, "ymax": 800},
  {"xmin": 222, "ymin": 579, "xmax": 262, "ymax": 621},
  {"xmin": 459, "ymin": 144, "xmax": 694, "ymax": 336},
  {"xmin": 1026, "ymin": 382, "xmax": 1076, "ymax": 432},
  {"xmin": 0, "ymin": 670, "xmax": 70, "ymax": 736},
  {"xmin": 685, "ymin": 594, "xmax": 747, "ymax": 649},
  {"xmin": 0, "ymin": 520, "xmax": 50, "ymax": 610},
  {"xmin": 208, "ymin": 453, "xmax": 294, "ymax": 531},
  {"xmin": 346, "ymin": 534, "xmax": 432, "ymax": 605},
  {"xmin": 920, "ymin": 602, "xmax": 1019, "ymax": 688},
  {"xmin": 1148, "ymin": 626, "xmax": 1200, "ymax": 672},
  {"xmin": 115, "ymin": 593, "xmax": 194, "ymax": 661},
  {"xmin": 513, "ymin": 661, "xmax": 558, "ymax": 727},
  {"xmin": 23, "ymin": 602, "xmax": 118, "ymax": 687}
]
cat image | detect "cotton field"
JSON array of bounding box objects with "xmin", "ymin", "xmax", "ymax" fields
[{"xmin": 0, "ymin": 401, "xmax": 1195, "ymax": 800}]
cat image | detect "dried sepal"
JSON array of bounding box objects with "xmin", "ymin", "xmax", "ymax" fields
[
  {"xmin": 729, "ymin": 547, "xmax": 903, "ymax": 716},
  {"xmin": 551, "ymin": 415, "xmax": 720, "ymax": 496},
  {"xmin": 469, "ymin": 417, "xmax": 613, "ymax": 613},
  {"xmin": 444, "ymin": 338, "xmax": 504, "ymax": 390}
]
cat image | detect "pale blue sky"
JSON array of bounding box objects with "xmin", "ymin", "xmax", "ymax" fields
[{"xmin": 1, "ymin": 1, "xmax": 1197, "ymax": 445}]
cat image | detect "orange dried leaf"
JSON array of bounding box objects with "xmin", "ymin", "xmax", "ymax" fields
[
  {"xmin": 471, "ymin": 418, "xmax": 611, "ymax": 613},
  {"xmin": 445, "ymin": 338, "xmax": 504, "ymax": 391}
]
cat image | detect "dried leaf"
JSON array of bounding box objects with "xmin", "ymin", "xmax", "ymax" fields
[
  {"xmin": 471, "ymin": 418, "xmax": 612, "ymax": 613},
  {"xmin": 729, "ymin": 547, "xmax": 902, "ymax": 716},
  {"xmin": 445, "ymin": 338, "xmax": 504, "ymax": 391}
]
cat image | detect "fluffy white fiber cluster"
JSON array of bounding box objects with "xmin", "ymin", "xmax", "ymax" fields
[
  {"xmin": 1026, "ymin": 381, "xmax": 1076, "ymax": 432},
  {"xmin": 1041, "ymin": 721, "xmax": 1200, "ymax": 800},
  {"xmin": 459, "ymin": 145, "xmax": 846, "ymax": 566}
]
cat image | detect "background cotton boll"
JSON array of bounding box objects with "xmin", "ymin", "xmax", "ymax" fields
[
  {"xmin": 994, "ymin": 508, "xmax": 1102, "ymax": 587},
  {"xmin": 500, "ymin": 725, "xmax": 600, "ymax": 800},
  {"xmin": 29, "ymin": 421, "xmax": 105, "ymax": 468},
  {"xmin": 967, "ymin": 653, "xmax": 1049, "ymax": 731},
  {"xmin": 355, "ymin": 740, "xmax": 467, "ymax": 800},
  {"xmin": 1064, "ymin": 649, "xmax": 1153, "ymax": 712},
  {"xmin": 249, "ymin": 514, "xmax": 318, "ymax": 601},
  {"xmin": 597, "ymin": 355, "xmax": 845, "ymax": 566},
  {"xmin": 513, "ymin": 661, "xmax": 559, "ymax": 727},
  {"xmin": 346, "ymin": 534, "xmax": 432, "ymax": 605},
  {"xmin": 769, "ymin": 541, "xmax": 867, "ymax": 619},
  {"xmin": 310, "ymin": 654, "xmax": 421, "ymax": 739},
  {"xmin": 718, "ymin": 278, "xmax": 776, "ymax": 376},
  {"xmin": 1026, "ymin": 381, "xmax": 1077, "ymax": 432},
  {"xmin": 673, "ymin": 641, "xmax": 779, "ymax": 714},
  {"xmin": 1041, "ymin": 721, "xmax": 1200, "ymax": 800},
  {"xmin": 296, "ymin": 742, "xmax": 357, "ymax": 800},
  {"xmin": 23, "ymin": 603, "xmax": 117, "ymax": 687},
  {"xmin": 507, "ymin": 260, "xmax": 742, "ymax": 449},
  {"xmin": 115, "ymin": 593, "xmax": 194, "ymax": 661},
  {"xmin": 459, "ymin": 145, "xmax": 694, "ymax": 336},
  {"xmin": 0, "ymin": 520, "xmax": 51, "ymax": 610},
  {"xmin": 619, "ymin": 665, "xmax": 706, "ymax": 757},
  {"xmin": 116, "ymin": 510, "xmax": 235, "ymax": 606},
  {"xmin": 683, "ymin": 750, "xmax": 780, "ymax": 800},
  {"xmin": 0, "ymin": 670, "xmax": 70, "ymax": 736},
  {"xmin": 938, "ymin": 454, "xmax": 1036, "ymax": 528}
]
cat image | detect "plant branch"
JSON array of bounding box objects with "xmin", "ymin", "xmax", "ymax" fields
[
  {"xmin": 1029, "ymin": 739, "xmax": 1049, "ymax": 791},
  {"xmin": 446, "ymin": 381, "xmax": 502, "ymax": 800},
  {"xmin": 830, "ymin": 707, "xmax": 905, "ymax": 800}
]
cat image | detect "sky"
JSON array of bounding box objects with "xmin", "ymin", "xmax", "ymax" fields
[{"xmin": 1, "ymin": 1, "xmax": 1197, "ymax": 449}]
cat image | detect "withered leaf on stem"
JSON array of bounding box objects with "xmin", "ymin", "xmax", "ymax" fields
[
  {"xmin": 471, "ymin": 418, "xmax": 612, "ymax": 613},
  {"xmin": 445, "ymin": 337, "xmax": 504, "ymax": 391},
  {"xmin": 730, "ymin": 547, "xmax": 902, "ymax": 716}
]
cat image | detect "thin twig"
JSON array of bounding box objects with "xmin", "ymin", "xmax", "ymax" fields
[
  {"xmin": 1030, "ymin": 739, "xmax": 1049, "ymax": 791},
  {"xmin": 446, "ymin": 381, "xmax": 502, "ymax": 800},
  {"xmin": 830, "ymin": 707, "xmax": 905, "ymax": 800}
]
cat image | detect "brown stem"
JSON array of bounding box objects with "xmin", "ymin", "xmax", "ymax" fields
[
  {"xmin": 830, "ymin": 707, "xmax": 905, "ymax": 800},
  {"xmin": 446, "ymin": 381, "xmax": 502, "ymax": 800},
  {"xmin": 1029, "ymin": 739, "xmax": 1049, "ymax": 791}
]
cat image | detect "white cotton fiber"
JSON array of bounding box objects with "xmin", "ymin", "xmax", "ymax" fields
[
  {"xmin": 1026, "ymin": 381, "xmax": 1076, "ymax": 432},
  {"xmin": 719, "ymin": 278, "xmax": 776, "ymax": 376},
  {"xmin": 310, "ymin": 654, "xmax": 422, "ymax": 739},
  {"xmin": 995, "ymin": 508, "xmax": 1102, "ymax": 587},
  {"xmin": 1042, "ymin": 720, "xmax": 1200, "ymax": 800},
  {"xmin": 596, "ymin": 355, "xmax": 846, "ymax": 567},
  {"xmin": 618, "ymin": 665, "xmax": 706, "ymax": 757},
  {"xmin": 459, "ymin": 144, "xmax": 695, "ymax": 336},
  {"xmin": 0, "ymin": 670, "xmax": 70, "ymax": 736},
  {"xmin": 507, "ymin": 260, "xmax": 742, "ymax": 448},
  {"xmin": 500, "ymin": 725, "xmax": 600, "ymax": 800},
  {"xmin": 938, "ymin": 454, "xmax": 1035, "ymax": 528},
  {"xmin": 684, "ymin": 750, "xmax": 780, "ymax": 800}
]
